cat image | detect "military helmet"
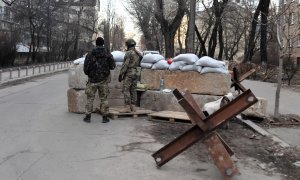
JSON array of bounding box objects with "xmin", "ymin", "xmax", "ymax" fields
[{"xmin": 125, "ymin": 39, "xmax": 136, "ymax": 47}]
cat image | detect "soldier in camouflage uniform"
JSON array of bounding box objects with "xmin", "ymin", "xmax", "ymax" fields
[
  {"xmin": 83, "ymin": 37, "xmax": 116, "ymax": 123},
  {"xmin": 118, "ymin": 39, "xmax": 142, "ymax": 112}
]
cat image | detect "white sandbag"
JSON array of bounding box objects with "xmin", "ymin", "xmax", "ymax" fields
[
  {"xmin": 141, "ymin": 54, "xmax": 165, "ymax": 63},
  {"xmin": 111, "ymin": 51, "xmax": 125, "ymax": 62},
  {"xmin": 200, "ymin": 66, "xmax": 229, "ymax": 74},
  {"xmin": 195, "ymin": 56, "xmax": 225, "ymax": 68},
  {"xmin": 141, "ymin": 62, "xmax": 153, "ymax": 69},
  {"xmin": 202, "ymin": 93, "xmax": 236, "ymax": 115},
  {"xmin": 116, "ymin": 62, "xmax": 123, "ymax": 66},
  {"xmin": 172, "ymin": 53, "xmax": 198, "ymax": 64},
  {"xmin": 169, "ymin": 61, "xmax": 187, "ymax": 71},
  {"xmin": 151, "ymin": 60, "xmax": 169, "ymax": 70},
  {"xmin": 73, "ymin": 57, "xmax": 85, "ymax": 65},
  {"xmin": 180, "ymin": 64, "xmax": 202, "ymax": 72}
]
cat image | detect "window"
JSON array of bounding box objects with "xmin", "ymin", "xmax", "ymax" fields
[
  {"xmin": 297, "ymin": 58, "xmax": 300, "ymax": 68},
  {"xmin": 288, "ymin": 38, "xmax": 293, "ymax": 47},
  {"xmin": 0, "ymin": 6, "xmax": 3, "ymax": 15},
  {"xmin": 289, "ymin": 13, "xmax": 294, "ymax": 25},
  {"xmin": 282, "ymin": 15, "xmax": 286, "ymax": 25}
]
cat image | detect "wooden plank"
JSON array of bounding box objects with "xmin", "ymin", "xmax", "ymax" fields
[
  {"xmin": 148, "ymin": 111, "xmax": 191, "ymax": 123},
  {"xmin": 108, "ymin": 106, "xmax": 153, "ymax": 119}
]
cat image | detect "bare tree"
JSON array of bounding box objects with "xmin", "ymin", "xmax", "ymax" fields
[
  {"xmin": 195, "ymin": 1, "xmax": 214, "ymax": 57},
  {"xmin": 126, "ymin": 0, "xmax": 163, "ymax": 51},
  {"xmin": 207, "ymin": 0, "xmax": 228, "ymax": 59},
  {"xmin": 244, "ymin": 0, "xmax": 271, "ymax": 64},
  {"xmin": 273, "ymin": 1, "xmax": 300, "ymax": 118},
  {"xmin": 1, "ymin": 0, "xmax": 17, "ymax": 6},
  {"xmin": 222, "ymin": 1, "xmax": 249, "ymax": 60},
  {"xmin": 154, "ymin": 0, "xmax": 187, "ymax": 58},
  {"xmin": 110, "ymin": 17, "xmax": 125, "ymax": 51},
  {"xmin": 186, "ymin": 0, "xmax": 195, "ymax": 53}
]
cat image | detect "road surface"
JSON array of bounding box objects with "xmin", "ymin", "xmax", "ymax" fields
[
  {"xmin": 242, "ymin": 80, "xmax": 300, "ymax": 116},
  {"xmin": 0, "ymin": 72, "xmax": 286, "ymax": 180}
]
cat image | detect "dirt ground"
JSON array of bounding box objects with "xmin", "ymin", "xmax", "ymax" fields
[{"xmin": 143, "ymin": 119, "xmax": 300, "ymax": 180}]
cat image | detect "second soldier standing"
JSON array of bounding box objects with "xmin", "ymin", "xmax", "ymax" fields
[{"xmin": 118, "ymin": 39, "xmax": 142, "ymax": 112}]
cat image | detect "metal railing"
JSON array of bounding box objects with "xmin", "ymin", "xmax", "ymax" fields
[{"xmin": 0, "ymin": 61, "xmax": 72, "ymax": 84}]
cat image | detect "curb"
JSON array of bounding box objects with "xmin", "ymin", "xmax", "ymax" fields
[{"xmin": 237, "ymin": 116, "xmax": 290, "ymax": 148}]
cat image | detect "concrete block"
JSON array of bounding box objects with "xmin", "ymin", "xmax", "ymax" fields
[
  {"xmin": 140, "ymin": 69, "xmax": 231, "ymax": 95},
  {"xmin": 68, "ymin": 64, "xmax": 122, "ymax": 90},
  {"xmin": 242, "ymin": 97, "xmax": 268, "ymax": 118},
  {"xmin": 68, "ymin": 64, "xmax": 88, "ymax": 89},
  {"xmin": 140, "ymin": 90, "xmax": 221, "ymax": 112},
  {"xmin": 67, "ymin": 88, "xmax": 124, "ymax": 113}
]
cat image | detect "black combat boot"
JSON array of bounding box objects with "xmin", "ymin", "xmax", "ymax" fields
[
  {"xmin": 83, "ymin": 114, "xmax": 91, "ymax": 123},
  {"xmin": 102, "ymin": 115, "xmax": 110, "ymax": 123}
]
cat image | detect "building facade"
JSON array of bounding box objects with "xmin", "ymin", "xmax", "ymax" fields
[
  {"xmin": 0, "ymin": 1, "xmax": 15, "ymax": 35},
  {"xmin": 279, "ymin": 0, "xmax": 300, "ymax": 68}
]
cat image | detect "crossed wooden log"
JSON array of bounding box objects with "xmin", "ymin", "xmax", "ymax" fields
[{"xmin": 152, "ymin": 68, "xmax": 257, "ymax": 179}]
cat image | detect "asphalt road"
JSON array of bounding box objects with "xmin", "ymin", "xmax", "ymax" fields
[
  {"xmin": 242, "ymin": 80, "xmax": 300, "ymax": 116},
  {"xmin": 0, "ymin": 72, "xmax": 286, "ymax": 180}
]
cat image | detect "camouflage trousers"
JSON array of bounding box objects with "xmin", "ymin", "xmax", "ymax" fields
[
  {"xmin": 85, "ymin": 81, "xmax": 110, "ymax": 115},
  {"xmin": 122, "ymin": 74, "xmax": 137, "ymax": 106}
]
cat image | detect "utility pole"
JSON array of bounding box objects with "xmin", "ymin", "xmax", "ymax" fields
[{"xmin": 187, "ymin": 0, "xmax": 196, "ymax": 53}]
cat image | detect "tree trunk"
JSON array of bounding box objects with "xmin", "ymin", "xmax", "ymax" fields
[
  {"xmin": 208, "ymin": 0, "xmax": 228, "ymax": 58},
  {"xmin": 164, "ymin": 32, "xmax": 175, "ymax": 58},
  {"xmin": 208, "ymin": 20, "xmax": 218, "ymax": 58},
  {"xmin": 195, "ymin": 25, "xmax": 207, "ymax": 56},
  {"xmin": 260, "ymin": 0, "xmax": 270, "ymax": 63},
  {"xmin": 218, "ymin": 23, "xmax": 224, "ymax": 59},
  {"xmin": 275, "ymin": 55, "xmax": 283, "ymax": 118},
  {"xmin": 177, "ymin": 28, "xmax": 183, "ymax": 54},
  {"xmin": 187, "ymin": 0, "xmax": 195, "ymax": 53},
  {"xmin": 104, "ymin": 21, "xmax": 110, "ymax": 51},
  {"xmin": 245, "ymin": 0, "xmax": 263, "ymax": 62},
  {"xmin": 155, "ymin": 0, "xmax": 186, "ymax": 58}
]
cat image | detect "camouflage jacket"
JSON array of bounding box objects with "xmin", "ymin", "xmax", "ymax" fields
[
  {"xmin": 119, "ymin": 47, "xmax": 142, "ymax": 77},
  {"xmin": 84, "ymin": 46, "xmax": 116, "ymax": 83}
]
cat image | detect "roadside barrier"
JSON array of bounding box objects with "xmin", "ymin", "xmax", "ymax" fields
[{"xmin": 0, "ymin": 61, "xmax": 72, "ymax": 84}]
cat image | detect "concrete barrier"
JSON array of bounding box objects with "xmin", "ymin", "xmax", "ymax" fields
[
  {"xmin": 68, "ymin": 64, "xmax": 122, "ymax": 89},
  {"xmin": 67, "ymin": 88, "xmax": 124, "ymax": 113},
  {"xmin": 242, "ymin": 97, "xmax": 268, "ymax": 118},
  {"xmin": 140, "ymin": 90, "xmax": 221, "ymax": 112},
  {"xmin": 140, "ymin": 69, "xmax": 231, "ymax": 95}
]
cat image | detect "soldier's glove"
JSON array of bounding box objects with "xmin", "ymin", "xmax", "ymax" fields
[{"xmin": 118, "ymin": 75, "xmax": 123, "ymax": 82}]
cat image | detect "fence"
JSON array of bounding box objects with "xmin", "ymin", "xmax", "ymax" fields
[{"xmin": 0, "ymin": 61, "xmax": 72, "ymax": 84}]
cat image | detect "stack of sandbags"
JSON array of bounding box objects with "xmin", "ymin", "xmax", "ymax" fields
[
  {"xmin": 169, "ymin": 53, "xmax": 201, "ymax": 72},
  {"xmin": 111, "ymin": 51, "xmax": 125, "ymax": 66},
  {"xmin": 195, "ymin": 56, "xmax": 228, "ymax": 74},
  {"xmin": 151, "ymin": 60, "xmax": 169, "ymax": 70},
  {"xmin": 67, "ymin": 64, "xmax": 124, "ymax": 113},
  {"xmin": 73, "ymin": 57, "xmax": 85, "ymax": 65},
  {"xmin": 141, "ymin": 54, "xmax": 165, "ymax": 69}
]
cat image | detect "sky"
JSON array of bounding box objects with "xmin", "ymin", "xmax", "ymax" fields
[{"xmin": 99, "ymin": 0, "xmax": 140, "ymax": 40}]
